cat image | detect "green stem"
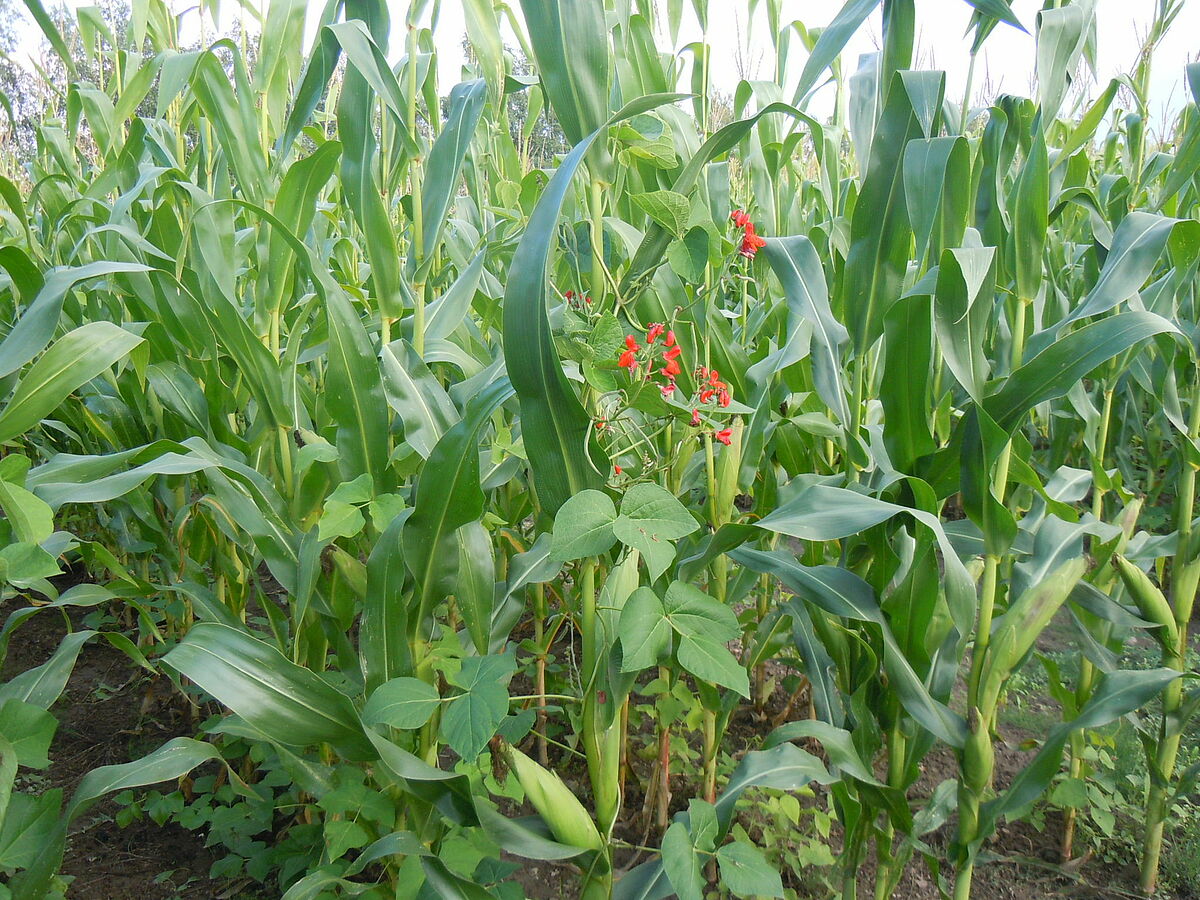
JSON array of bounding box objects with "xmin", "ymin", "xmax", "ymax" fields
[
  {"xmin": 580, "ymin": 560, "xmax": 620, "ymax": 846},
  {"xmin": 590, "ymin": 178, "xmax": 605, "ymax": 304},
  {"xmin": 1140, "ymin": 380, "xmax": 1200, "ymax": 895}
]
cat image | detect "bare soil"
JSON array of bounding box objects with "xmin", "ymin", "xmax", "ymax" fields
[{"xmin": 1, "ymin": 601, "xmax": 224, "ymax": 900}]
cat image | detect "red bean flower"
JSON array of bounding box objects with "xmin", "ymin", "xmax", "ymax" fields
[
  {"xmin": 730, "ymin": 209, "xmax": 752, "ymax": 229},
  {"xmin": 739, "ymin": 223, "xmax": 767, "ymax": 259},
  {"xmin": 714, "ymin": 429, "xmax": 733, "ymax": 446}
]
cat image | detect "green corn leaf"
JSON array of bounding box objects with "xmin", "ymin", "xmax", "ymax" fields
[
  {"xmin": 325, "ymin": 281, "xmax": 392, "ymax": 492},
  {"xmin": 986, "ymin": 311, "xmax": 1180, "ymax": 433},
  {"xmin": 933, "ymin": 246, "xmax": 996, "ymax": 401},
  {"xmin": 362, "ymin": 511, "xmax": 415, "ymax": 692},
  {"xmin": 791, "ymin": 0, "xmax": 880, "ymax": 106},
  {"xmin": 0, "ymin": 262, "xmax": 150, "ymax": 379},
  {"xmin": 334, "ymin": 11, "xmax": 408, "ymax": 320},
  {"xmin": 1010, "ymin": 128, "xmax": 1048, "ymax": 302},
  {"xmin": 973, "ymin": 668, "xmax": 1182, "ymax": 858},
  {"xmin": 402, "ymin": 378, "xmax": 514, "ymax": 628},
  {"xmin": 903, "ymin": 136, "xmax": 970, "ymax": 267},
  {"xmin": 10, "ymin": 737, "xmax": 244, "ymax": 900},
  {"xmin": 840, "ymin": 71, "xmax": 942, "ymax": 356},
  {"xmin": 0, "ymin": 323, "xmax": 144, "ymax": 445},
  {"xmin": 162, "ymin": 623, "xmax": 375, "ymax": 761},
  {"xmin": 734, "ymin": 549, "xmax": 968, "ymax": 747},
  {"xmin": 454, "ymin": 520, "xmax": 497, "ymax": 655},
  {"xmin": 762, "ymin": 235, "xmax": 849, "ymax": 423},
  {"xmin": 518, "ymin": 0, "xmax": 610, "ymax": 146},
  {"xmin": 502, "ymin": 131, "xmax": 611, "ymax": 515},
  {"xmin": 880, "ymin": 292, "xmax": 935, "ymax": 471},
  {"xmin": 420, "ymin": 79, "xmax": 487, "ymax": 264}
]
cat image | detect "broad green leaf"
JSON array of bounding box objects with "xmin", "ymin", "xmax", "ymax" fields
[
  {"xmin": 613, "ymin": 483, "xmax": 699, "ymax": 581},
  {"xmin": 317, "ymin": 499, "xmax": 365, "ymax": 541},
  {"xmin": 618, "ymin": 587, "xmax": 671, "ymax": 671},
  {"xmin": 633, "ymin": 190, "xmax": 690, "ymax": 236},
  {"xmin": 717, "ymin": 841, "xmax": 785, "ymax": 898},
  {"xmin": 441, "ymin": 654, "xmax": 515, "ymax": 761},
  {"xmin": 551, "ymin": 489, "xmax": 618, "ymax": 560},
  {"xmin": 661, "ymin": 821, "xmax": 703, "ymax": 900},
  {"xmin": 363, "ymin": 678, "xmax": 441, "ymax": 730},
  {"xmin": 678, "ymin": 634, "xmax": 749, "ymax": 697},
  {"xmin": 0, "ymin": 700, "xmax": 56, "ymax": 769},
  {"xmin": 662, "ymin": 581, "xmax": 740, "ymax": 643}
]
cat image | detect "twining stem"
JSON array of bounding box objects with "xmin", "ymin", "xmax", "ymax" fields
[
  {"xmin": 1140, "ymin": 380, "xmax": 1200, "ymax": 896},
  {"xmin": 590, "ymin": 178, "xmax": 605, "ymax": 304}
]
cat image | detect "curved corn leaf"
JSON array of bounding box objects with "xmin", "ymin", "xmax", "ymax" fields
[
  {"xmin": 163, "ymin": 623, "xmax": 375, "ymax": 760},
  {"xmin": 0, "ymin": 323, "xmax": 144, "ymax": 445}
]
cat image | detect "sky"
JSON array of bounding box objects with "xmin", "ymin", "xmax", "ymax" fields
[
  {"xmin": 424, "ymin": 0, "xmax": 1199, "ymax": 124},
  {"xmin": 12, "ymin": 0, "xmax": 1200, "ymax": 127}
]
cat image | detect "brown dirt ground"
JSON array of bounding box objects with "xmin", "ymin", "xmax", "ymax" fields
[{"xmin": 1, "ymin": 601, "xmax": 224, "ymax": 900}]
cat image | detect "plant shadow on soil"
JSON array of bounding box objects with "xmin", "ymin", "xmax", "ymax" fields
[{"xmin": 3, "ymin": 598, "xmax": 1195, "ymax": 899}]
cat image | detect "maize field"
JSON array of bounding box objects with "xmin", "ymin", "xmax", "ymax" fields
[{"xmin": 0, "ymin": 0, "xmax": 1199, "ymax": 897}]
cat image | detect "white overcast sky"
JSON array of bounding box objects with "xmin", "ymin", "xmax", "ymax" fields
[{"xmin": 12, "ymin": 0, "xmax": 1200, "ymax": 125}]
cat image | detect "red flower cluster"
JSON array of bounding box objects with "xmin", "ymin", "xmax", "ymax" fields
[
  {"xmin": 691, "ymin": 366, "xmax": 734, "ymax": 445},
  {"xmin": 730, "ymin": 209, "xmax": 766, "ymax": 259},
  {"xmin": 695, "ymin": 366, "xmax": 731, "ymax": 409},
  {"xmin": 618, "ymin": 323, "xmax": 681, "ymax": 397}
]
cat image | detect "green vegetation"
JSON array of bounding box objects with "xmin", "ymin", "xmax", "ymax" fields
[{"xmin": 0, "ymin": 0, "xmax": 1198, "ymax": 898}]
